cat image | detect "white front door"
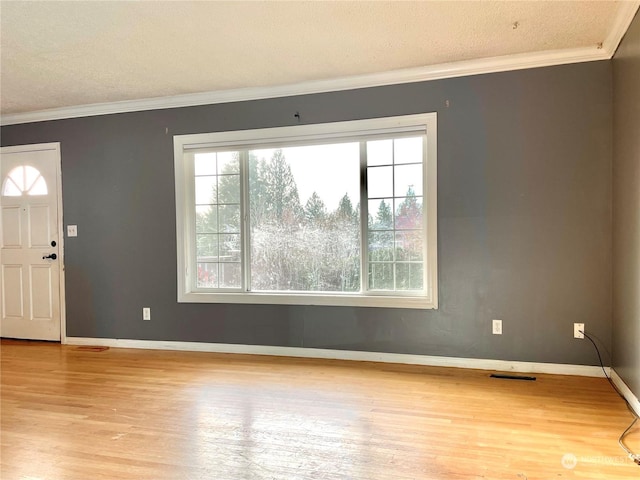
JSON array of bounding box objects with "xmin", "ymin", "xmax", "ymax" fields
[{"xmin": 1, "ymin": 143, "xmax": 63, "ymax": 341}]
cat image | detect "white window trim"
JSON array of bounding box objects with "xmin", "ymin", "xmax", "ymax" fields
[{"xmin": 174, "ymin": 113, "xmax": 438, "ymax": 309}]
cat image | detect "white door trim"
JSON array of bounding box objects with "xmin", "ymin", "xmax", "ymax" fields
[{"xmin": 1, "ymin": 142, "xmax": 66, "ymax": 342}]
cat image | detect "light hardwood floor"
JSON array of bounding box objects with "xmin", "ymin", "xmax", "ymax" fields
[{"xmin": 1, "ymin": 340, "xmax": 638, "ymax": 479}]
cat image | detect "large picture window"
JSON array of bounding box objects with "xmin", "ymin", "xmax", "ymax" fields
[{"xmin": 174, "ymin": 113, "xmax": 437, "ymax": 308}]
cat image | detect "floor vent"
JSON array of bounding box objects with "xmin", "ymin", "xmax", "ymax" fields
[
  {"xmin": 73, "ymin": 346, "xmax": 109, "ymax": 352},
  {"xmin": 490, "ymin": 373, "xmax": 536, "ymax": 381}
]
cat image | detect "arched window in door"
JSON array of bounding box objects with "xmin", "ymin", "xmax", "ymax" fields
[{"xmin": 1, "ymin": 166, "xmax": 48, "ymax": 196}]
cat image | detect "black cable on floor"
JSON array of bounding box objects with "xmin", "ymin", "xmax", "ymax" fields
[{"xmin": 580, "ymin": 330, "xmax": 640, "ymax": 465}]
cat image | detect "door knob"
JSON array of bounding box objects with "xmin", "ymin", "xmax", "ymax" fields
[{"xmin": 43, "ymin": 253, "xmax": 57, "ymax": 260}]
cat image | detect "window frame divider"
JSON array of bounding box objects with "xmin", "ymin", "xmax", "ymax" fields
[{"xmin": 359, "ymin": 141, "xmax": 369, "ymax": 294}]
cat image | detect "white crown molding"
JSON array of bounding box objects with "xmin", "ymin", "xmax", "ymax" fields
[
  {"xmin": 603, "ymin": 1, "xmax": 640, "ymax": 57},
  {"xmin": 0, "ymin": 44, "xmax": 615, "ymax": 127},
  {"xmin": 65, "ymin": 336, "xmax": 607, "ymax": 378},
  {"xmin": 610, "ymin": 368, "xmax": 640, "ymax": 417},
  {"xmin": 3, "ymin": 3, "xmax": 638, "ymax": 128}
]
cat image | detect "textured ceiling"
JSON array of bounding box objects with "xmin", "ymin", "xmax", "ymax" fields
[{"xmin": 0, "ymin": 1, "xmax": 636, "ymax": 116}]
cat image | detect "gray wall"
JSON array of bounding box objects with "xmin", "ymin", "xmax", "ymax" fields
[
  {"xmin": 613, "ymin": 12, "xmax": 640, "ymax": 396},
  {"xmin": 1, "ymin": 61, "xmax": 613, "ymax": 365}
]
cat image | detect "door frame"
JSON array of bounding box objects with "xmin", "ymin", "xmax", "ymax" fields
[{"xmin": 1, "ymin": 142, "xmax": 66, "ymax": 342}]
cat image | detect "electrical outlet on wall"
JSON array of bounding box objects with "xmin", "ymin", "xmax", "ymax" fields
[
  {"xmin": 143, "ymin": 307, "xmax": 151, "ymax": 321},
  {"xmin": 492, "ymin": 319, "xmax": 502, "ymax": 335},
  {"xmin": 574, "ymin": 323, "xmax": 584, "ymax": 339}
]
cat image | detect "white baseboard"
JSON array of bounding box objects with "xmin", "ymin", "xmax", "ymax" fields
[
  {"xmin": 64, "ymin": 337, "xmax": 607, "ymax": 378},
  {"xmin": 610, "ymin": 369, "xmax": 640, "ymax": 417}
]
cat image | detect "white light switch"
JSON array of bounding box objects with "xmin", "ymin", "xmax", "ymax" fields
[{"xmin": 67, "ymin": 225, "xmax": 78, "ymax": 237}]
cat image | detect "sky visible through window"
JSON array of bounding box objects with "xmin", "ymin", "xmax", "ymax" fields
[
  {"xmin": 252, "ymin": 142, "xmax": 360, "ymax": 211},
  {"xmin": 251, "ymin": 137, "xmax": 422, "ymax": 211}
]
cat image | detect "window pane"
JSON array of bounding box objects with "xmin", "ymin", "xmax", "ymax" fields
[
  {"xmin": 395, "ymin": 231, "xmax": 423, "ymax": 261},
  {"xmin": 217, "ymin": 152, "xmax": 240, "ymax": 174},
  {"xmin": 196, "ymin": 206, "xmax": 217, "ymax": 233},
  {"xmin": 197, "ymin": 263, "xmax": 218, "ymax": 288},
  {"xmin": 220, "ymin": 234, "xmax": 241, "ymax": 262},
  {"xmin": 394, "ymin": 164, "xmax": 423, "ymax": 197},
  {"xmin": 368, "ymin": 231, "xmax": 393, "ymax": 261},
  {"xmin": 28, "ymin": 176, "xmax": 48, "ymax": 195},
  {"xmin": 369, "ymin": 263, "xmax": 393, "ymax": 290},
  {"xmin": 193, "ymin": 151, "xmax": 243, "ymax": 291},
  {"xmin": 196, "ymin": 234, "xmax": 218, "ymax": 261},
  {"xmin": 393, "ymin": 137, "xmax": 422, "ymax": 164},
  {"xmin": 367, "ymin": 139, "xmax": 392, "ymax": 166},
  {"xmin": 365, "ymin": 135, "xmax": 426, "ymax": 294},
  {"xmin": 2, "ymin": 178, "xmax": 22, "ymax": 197},
  {"xmin": 218, "ymin": 204, "xmax": 240, "ymax": 233},
  {"xmin": 3, "ymin": 166, "xmax": 48, "ymax": 196},
  {"xmin": 395, "ymin": 263, "xmax": 423, "ymax": 290},
  {"xmin": 195, "ymin": 176, "xmax": 217, "ymax": 204},
  {"xmin": 194, "ymin": 153, "xmax": 217, "ymax": 176},
  {"xmin": 249, "ymin": 144, "xmax": 360, "ymax": 292},
  {"xmin": 24, "ymin": 167, "xmax": 39, "ymax": 191},
  {"xmin": 368, "ymin": 198, "xmax": 393, "ymax": 230},
  {"xmin": 8, "ymin": 167, "xmax": 26, "ymax": 190},
  {"xmin": 217, "ymin": 174, "xmax": 240, "ymax": 204},
  {"xmin": 395, "ymin": 196, "xmax": 423, "ymax": 230},
  {"xmin": 220, "ymin": 263, "xmax": 241, "ymax": 288},
  {"xmin": 367, "ymin": 166, "xmax": 393, "ymax": 198}
]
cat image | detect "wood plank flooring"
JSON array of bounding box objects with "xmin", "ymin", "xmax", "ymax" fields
[{"xmin": 1, "ymin": 340, "xmax": 638, "ymax": 479}]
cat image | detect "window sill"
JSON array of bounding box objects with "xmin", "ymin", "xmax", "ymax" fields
[{"xmin": 178, "ymin": 291, "xmax": 437, "ymax": 309}]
